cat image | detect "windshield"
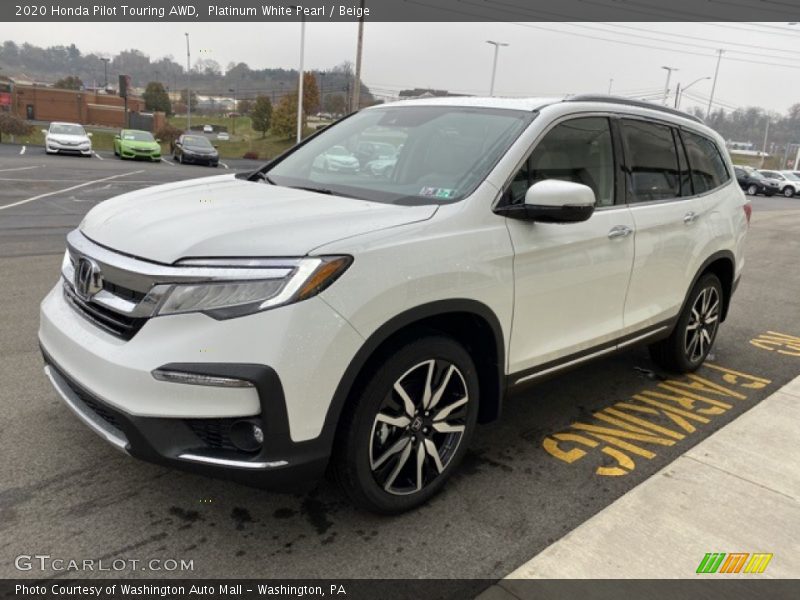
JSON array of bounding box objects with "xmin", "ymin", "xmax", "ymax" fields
[
  {"xmin": 50, "ymin": 124, "xmax": 86, "ymax": 136},
  {"xmin": 266, "ymin": 105, "xmax": 535, "ymax": 204},
  {"xmin": 184, "ymin": 135, "xmax": 213, "ymax": 148},
  {"xmin": 122, "ymin": 130, "xmax": 155, "ymax": 142},
  {"xmin": 785, "ymin": 172, "xmax": 800, "ymax": 181}
]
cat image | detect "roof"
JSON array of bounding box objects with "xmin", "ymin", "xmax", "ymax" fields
[{"xmin": 376, "ymin": 96, "xmax": 560, "ymax": 112}]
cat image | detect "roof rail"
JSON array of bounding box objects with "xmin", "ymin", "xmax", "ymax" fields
[{"xmin": 565, "ymin": 94, "xmax": 704, "ymax": 124}]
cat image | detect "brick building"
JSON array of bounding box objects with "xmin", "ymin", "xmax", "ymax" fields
[{"xmin": 8, "ymin": 83, "xmax": 163, "ymax": 131}]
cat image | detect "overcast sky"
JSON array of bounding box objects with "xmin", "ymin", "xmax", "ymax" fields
[{"xmin": 5, "ymin": 22, "xmax": 799, "ymax": 114}]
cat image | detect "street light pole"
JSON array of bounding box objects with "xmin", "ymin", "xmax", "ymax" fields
[
  {"xmin": 607, "ymin": 78, "xmax": 613, "ymax": 94},
  {"xmin": 185, "ymin": 33, "xmax": 191, "ymax": 131},
  {"xmin": 351, "ymin": 0, "xmax": 365, "ymax": 113},
  {"xmin": 296, "ymin": 17, "xmax": 305, "ymax": 144},
  {"xmin": 706, "ymin": 49, "xmax": 724, "ymax": 119},
  {"xmin": 675, "ymin": 76, "xmax": 711, "ymax": 109},
  {"xmin": 100, "ymin": 58, "xmax": 109, "ymax": 89},
  {"xmin": 661, "ymin": 66, "xmax": 678, "ymax": 106},
  {"xmin": 486, "ymin": 40, "xmax": 509, "ymax": 97}
]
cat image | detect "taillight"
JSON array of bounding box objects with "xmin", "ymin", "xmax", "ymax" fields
[{"xmin": 743, "ymin": 203, "xmax": 752, "ymax": 225}]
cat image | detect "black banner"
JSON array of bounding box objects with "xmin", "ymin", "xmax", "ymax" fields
[
  {"xmin": 3, "ymin": 0, "xmax": 800, "ymax": 22},
  {"xmin": 1, "ymin": 580, "xmax": 799, "ymax": 600}
]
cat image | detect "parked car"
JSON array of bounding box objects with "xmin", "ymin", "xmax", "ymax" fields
[
  {"xmin": 733, "ymin": 165, "xmax": 778, "ymax": 196},
  {"xmin": 40, "ymin": 96, "xmax": 749, "ymax": 514},
  {"xmin": 216, "ymin": 132, "xmax": 230, "ymax": 141},
  {"xmin": 113, "ymin": 129, "xmax": 162, "ymax": 162},
  {"xmin": 172, "ymin": 134, "xmax": 219, "ymax": 167},
  {"xmin": 758, "ymin": 170, "xmax": 800, "ymax": 197},
  {"xmin": 203, "ymin": 124, "xmax": 214, "ymax": 133},
  {"xmin": 42, "ymin": 122, "xmax": 93, "ymax": 157},
  {"xmin": 311, "ymin": 145, "xmax": 359, "ymax": 172}
]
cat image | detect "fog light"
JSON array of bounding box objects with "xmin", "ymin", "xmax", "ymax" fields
[
  {"xmin": 230, "ymin": 419, "xmax": 263, "ymax": 452},
  {"xmin": 152, "ymin": 369, "xmax": 253, "ymax": 388}
]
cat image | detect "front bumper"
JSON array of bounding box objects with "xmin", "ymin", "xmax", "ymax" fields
[
  {"xmin": 39, "ymin": 280, "xmax": 365, "ymax": 488},
  {"xmin": 47, "ymin": 141, "xmax": 92, "ymax": 155},
  {"xmin": 120, "ymin": 148, "xmax": 161, "ymax": 160},
  {"xmin": 182, "ymin": 153, "xmax": 218, "ymax": 165},
  {"xmin": 42, "ymin": 352, "xmax": 328, "ymax": 490}
]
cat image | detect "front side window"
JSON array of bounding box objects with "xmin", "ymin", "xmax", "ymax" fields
[
  {"xmin": 682, "ymin": 130, "xmax": 730, "ymax": 194},
  {"xmin": 621, "ymin": 119, "xmax": 680, "ymax": 203},
  {"xmin": 267, "ymin": 106, "xmax": 535, "ymax": 205},
  {"xmin": 506, "ymin": 117, "xmax": 615, "ymax": 208}
]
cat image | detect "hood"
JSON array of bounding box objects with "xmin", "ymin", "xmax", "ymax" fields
[
  {"xmin": 123, "ymin": 140, "xmax": 159, "ymax": 149},
  {"xmin": 49, "ymin": 133, "xmax": 89, "ymax": 144},
  {"xmin": 80, "ymin": 175, "xmax": 438, "ymax": 263}
]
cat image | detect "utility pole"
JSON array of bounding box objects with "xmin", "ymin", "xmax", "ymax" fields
[
  {"xmin": 674, "ymin": 82, "xmax": 681, "ymax": 108},
  {"xmin": 762, "ymin": 117, "xmax": 770, "ymax": 155},
  {"xmin": 185, "ymin": 33, "xmax": 191, "ymax": 131},
  {"xmin": 486, "ymin": 40, "xmax": 509, "ymax": 96},
  {"xmin": 351, "ymin": 0, "xmax": 365, "ymax": 113},
  {"xmin": 229, "ymin": 87, "xmax": 236, "ymax": 135},
  {"xmin": 100, "ymin": 57, "xmax": 110, "ymax": 89},
  {"xmin": 296, "ymin": 17, "xmax": 305, "ymax": 144},
  {"xmin": 706, "ymin": 49, "xmax": 724, "ymax": 119},
  {"xmin": 607, "ymin": 78, "xmax": 613, "ymax": 94},
  {"xmin": 661, "ymin": 66, "xmax": 678, "ymax": 106}
]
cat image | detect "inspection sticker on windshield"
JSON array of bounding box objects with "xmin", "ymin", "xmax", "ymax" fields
[{"xmin": 419, "ymin": 187, "xmax": 455, "ymax": 199}]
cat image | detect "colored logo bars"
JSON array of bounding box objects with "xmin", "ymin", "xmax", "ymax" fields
[{"xmin": 696, "ymin": 552, "xmax": 773, "ymax": 574}]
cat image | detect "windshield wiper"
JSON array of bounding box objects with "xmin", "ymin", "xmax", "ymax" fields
[
  {"xmin": 288, "ymin": 185, "xmax": 335, "ymax": 195},
  {"xmin": 264, "ymin": 174, "xmax": 277, "ymax": 185}
]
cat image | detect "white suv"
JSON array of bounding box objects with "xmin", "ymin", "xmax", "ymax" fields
[
  {"xmin": 39, "ymin": 96, "xmax": 749, "ymax": 513},
  {"xmin": 758, "ymin": 169, "xmax": 800, "ymax": 197}
]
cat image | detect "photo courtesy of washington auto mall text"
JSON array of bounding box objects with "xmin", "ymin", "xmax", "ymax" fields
[{"xmin": 1, "ymin": 1, "xmax": 799, "ymax": 599}]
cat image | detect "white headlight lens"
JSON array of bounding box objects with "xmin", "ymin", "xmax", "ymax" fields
[{"xmin": 157, "ymin": 279, "xmax": 286, "ymax": 317}]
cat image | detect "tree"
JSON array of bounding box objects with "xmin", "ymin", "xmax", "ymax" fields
[
  {"xmin": 179, "ymin": 89, "xmax": 198, "ymax": 111},
  {"xmin": 324, "ymin": 93, "xmax": 346, "ymax": 117},
  {"xmin": 250, "ymin": 96, "xmax": 273, "ymax": 138},
  {"xmin": 271, "ymin": 93, "xmax": 297, "ymax": 139},
  {"xmin": 237, "ymin": 98, "xmax": 254, "ymax": 115},
  {"xmin": 54, "ymin": 75, "xmax": 83, "ymax": 90},
  {"xmin": 0, "ymin": 113, "xmax": 34, "ymax": 143},
  {"xmin": 302, "ymin": 72, "xmax": 320, "ymax": 116},
  {"xmin": 142, "ymin": 81, "xmax": 172, "ymax": 115}
]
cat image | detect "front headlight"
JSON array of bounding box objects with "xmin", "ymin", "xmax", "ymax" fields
[{"xmin": 152, "ymin": 256, "xmax": 352, "ymax": 319}]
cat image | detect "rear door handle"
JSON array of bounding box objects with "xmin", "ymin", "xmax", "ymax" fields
[
  {"xmin": 683, "ymin": 211, "xmax": 699, "ymax": 224},
  {"xmin": 608, "ymin": 225, "xmax": 633, "ymax": 239}
]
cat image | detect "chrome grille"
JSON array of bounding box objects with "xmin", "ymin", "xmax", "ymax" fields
[{"xmin": 63, "ymin": 283, "xmax": 147, "ymax": 340}]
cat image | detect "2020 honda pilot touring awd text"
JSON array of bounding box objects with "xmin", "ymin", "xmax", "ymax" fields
[{"xmin": 40, "ymin": 96, "xmax": 749, "ymax": 514}]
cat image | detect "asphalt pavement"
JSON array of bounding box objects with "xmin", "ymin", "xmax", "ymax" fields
[{"xmin": 1, "ymin": 143, "xmax": 799, "ymax": 587}]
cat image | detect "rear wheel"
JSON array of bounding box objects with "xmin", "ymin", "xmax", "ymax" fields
[
  {"xmin": 783, "ymin": 186, "xmax": 795, "ymax": 198},
  {"xmin": 649, "ymin": 273, "xmax": 723, "ymax": 373},
  {"xmin": 333, "ymin": 335, "xmax": 479, "ymax": 514},
  {"xmin": 746, "ymin": 184, "xmax": 758, "ymax": 196}
]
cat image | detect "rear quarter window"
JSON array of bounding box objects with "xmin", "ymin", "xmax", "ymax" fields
[{"xmin": 681, "ymin": 130, "xmax": 730, "ymax": 194}]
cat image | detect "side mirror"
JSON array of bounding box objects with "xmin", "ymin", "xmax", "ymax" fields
[
  {"xmin": 87, "ymin": 132, "xmax": 93, "ymax": 137},
  {"xmin": 497, "ymin": 179, "xmax": 596, "ymax": 223}
]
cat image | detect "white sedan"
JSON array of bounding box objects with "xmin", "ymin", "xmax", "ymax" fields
[{"xmin": 42, "ymin": 122, "xmax": 93, "ymax": 157}]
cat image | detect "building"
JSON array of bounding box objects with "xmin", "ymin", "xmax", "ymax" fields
[{"xmin": 7, "ymin": 81, "xmax": 163, "ymax": 131}]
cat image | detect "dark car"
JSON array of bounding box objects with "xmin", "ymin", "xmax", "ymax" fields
[
  {"xmin": 734, "ymin": 166, "xmax": 778, "ymax": 196},
  {"xmin": 173, "ymin": 134, "xmax": 219, "ymax": 167}
]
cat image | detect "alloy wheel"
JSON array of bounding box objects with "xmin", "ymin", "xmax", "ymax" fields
[
  {"xmin": 369, "ymin": 359, "xmax": 469, "ymax": 496},
  {"xmin": 747, "ymin": 184, "xmax": 757, "ymax": 196},
  {"xmin": 684, "ymin": 286, "xmax": 720, "ymax": 363}
]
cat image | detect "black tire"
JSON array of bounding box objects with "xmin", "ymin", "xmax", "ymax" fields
[
  {"xmin": 746, "ymin": 184, "xmax": 758, "ymax": 196},
  {"xmin": 783, "ymin": 187, "xmax": 795, "ymax": 198},
  {"xmin": 332, "ymin": 335, "xmax": 479, "ymax": 514},
  {"xmin": 649, "ymin": 273, "xmax": 723, "ymax": 373}
]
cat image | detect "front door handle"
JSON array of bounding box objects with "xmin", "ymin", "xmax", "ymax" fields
[
  {"xmin": 683, "ymin": 211, "xmax": 699, "ymax": 224},
  {"xmin": 608, "ymin": 225, "xmax": 633, "ymax": 239}
]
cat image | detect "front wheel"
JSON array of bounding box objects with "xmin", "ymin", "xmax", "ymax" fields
[
  {"xmin": 332, "ymin": 335, "xmax": 479, "ymax": 514},
  {"xmin": 649, "ymin": 273, "xmax": 723, "ymax": 373},
  {"xmin": 783, "ymin": 187, "xmax": 795, "ymax": 198},
  {"xmin": 746, "ymin": 184, "xmax": 758, "ymax": 196}
]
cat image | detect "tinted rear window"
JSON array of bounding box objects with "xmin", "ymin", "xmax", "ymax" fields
[
  {"xmin": 682, "ymin": 131, "xmax": 730, "ymax": 194},
  {"xmin": 621, "ymin": 119, "xmax": 680, "ymax": 202}
]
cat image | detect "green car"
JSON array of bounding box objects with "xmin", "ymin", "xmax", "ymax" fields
[{"xmin": 113, "ymin": 129, "xmax": 162, "ymax": 161}]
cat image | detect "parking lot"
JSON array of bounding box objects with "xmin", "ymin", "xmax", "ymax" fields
[{"xmin": 1, "ymin": 143, "xmax": 799, "ymax": 586}]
